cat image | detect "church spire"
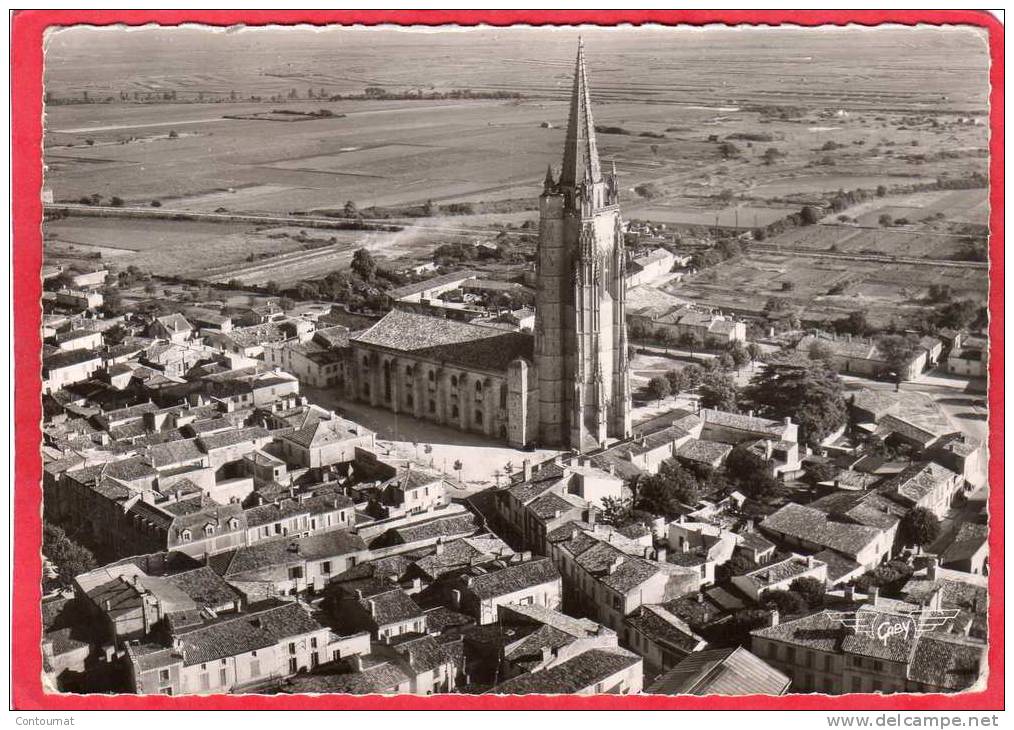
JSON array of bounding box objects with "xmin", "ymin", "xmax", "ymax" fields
[{"xmin": 559, "ymin": 38, "xmax": 602, "ymax": 188}]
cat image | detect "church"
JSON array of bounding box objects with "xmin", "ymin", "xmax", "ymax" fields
[{"xmin": 347, "ymin": 41, "xmax": 633, "ymax": 452}]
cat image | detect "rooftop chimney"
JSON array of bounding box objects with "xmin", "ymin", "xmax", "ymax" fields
[
  {"xmin": 522, "ymin": 459, "xmax": 532, "ymax": 482},
  {"xmin": 656, "ymin": 546, "xmax": 668, "ymax": 563},
  {"xmin": 927, "ymin": 556, "xmax": 939, "ymax": 581},
  {"xmin": 769, "ymin": 609, "xmax": 780, "ymax": 627},
  {"xmin": 869, "ymin": 586, "xmax": 880, "ymax": 606},
  {"xmin": 435, "ymin": 538, "xmax": 445, "ymax": 556}
]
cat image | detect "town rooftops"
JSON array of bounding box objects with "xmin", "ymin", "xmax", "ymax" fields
[
  {"xmin": 760, "ymin": 503, "xmax": 884, "ymax": 559},
  {"xmin": 647, "ymin": 646, "xmax": 790, "ymax": 696},
  {"xmin": 877, "ymin": 462, "xmax": 960, "ymax": 507},
  {"xmin": 278, "ymin": 412, "xmax": 369, "ymax": 449},
  {"xmin": 164, "ymin": 566, "xmax": 240, "ymax": 610},
  {"xmin": 462, "ymin": 557, "xmax": 560, "ymax": 600},
  {"xmin": 941, "ymin": 523, "xmax": 989, "ymax": 565},
  {"xmin": 351, "ymin": 309, "xmax": 534, "ymax": 372},
  {"xmin": 243, "ymin": 493, "xmax": 353, "ymax": 528},
  {"xmin": 738, "ymin": 554, "xmax": 826, "ymax": 592},
  {"xmin": 43, "ymin": 349, "xmax": 102, "ymax": 373},
  {"xmin": 488, "ymin": 647, "xmax": 640, "ymax": 695},
  {"xmin": 153, "ymin": 313, "xmax": 192, "ymax": 334},
  {"xmin": 625, "ymin": 604, "xmax": 704, "ymax": 655},
  {"xmin": 699, "ymin": 408, "xmax": 789, "ymax": 439},
  {"xmin": 210, "ymin": 530, "xmax": 366, "ymax": 578},
  {"xmin": 387, "ymin": 270, "xmax": 479, "ymax": 300},
  {"xmin": 173, "ymin": 601, "xmax": 324, "ymax": 666}
]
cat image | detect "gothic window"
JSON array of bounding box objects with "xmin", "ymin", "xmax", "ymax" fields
[
  {"xmin": 450, "ymin": 375, "xmax": 457, "ymax": 387},
  {"xmin": 475, "ymin": 381, "xmax": 482, "ymax": 393},
  {"xmin": 428, "ymin": 400, "xmax": 436, "ymax": 414},
  {"xmin": 363, "ymin": 382, "xmax": 370, "ymax": 397},
  {"xmin": 474, "ymin": 409, "xmax": 483, "ymax": 425}
]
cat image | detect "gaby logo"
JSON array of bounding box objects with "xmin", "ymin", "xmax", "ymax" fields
[{"xmin": 833, "ymin": 609, "xmax": 960, "ymax": 646}]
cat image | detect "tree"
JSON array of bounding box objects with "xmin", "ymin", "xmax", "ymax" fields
[
  {"xmin": 647, "ymin": 376, "xmax": 671, "ymax": 403},
  {"xmin": 453, "ymin": 459, "xmax": 463, "ymax": 484},
  {"xmin": 635, "ymin": 461, "xmax": 702, "ymax": 518},
  {"xmin": 716, "ymin": 352, "xmax": 735, "ymax": 371},
  {"xmin": 805, "ymin": 459, "xmax": 839, "ymax": 484},
  {"xmin": 876, "ymin": 184, "xmax": 887, "ymax": 198},
  {"xmin": 109, "ymin": 196, "xmax": 125, "ymax": 207},
  {"xmin": 790, "ymin": 577, "xmax": 827, "ymax": 608},
  {"xmin": 800, "ymin": 206, "xmax": 821, "ymax": 225},
  {"xmin": 167, "ymin": 129, "xmax": 179, "ymax": 139},
  {"xmin": 878, "ymin": 213, "xmax": 894, "ymax": 227},
  {"xmin": 718, "ymin": 141, "xmax": 741, "ymax": 159},
  {"xmin": 808, "ymin": 339, "xmax": 837, "ymax": 363},
  {"xmin": 150, "ymin": 199, "xmax": 162, "ymax": 208},
  {"xmin": 899, "ymin": 507, "xmax": 941, "ymax": 548},
  {"xmin": 699, "ymin": 372, "xmax": 738, "ymax": 411},
  {"xmin": 726, "ymin": 445, "xmax": 782, "ymax": 500},
  {"xmin": 351, "ymin": 248, "xmax": 377, "ymax": 281},
  {"xmin": 665, "ymin": 369, "xmax": 689, "ymax": 394},
  {"xmin": 876, "ymin": 333, "xmax": 922, "ymax": 389},
  {"xmin": 836, "ymin": 309, "xmax": 870, "ymax": 337},
  {"xmin": 747, "ymin": 343, "xmax": 764, "ymax": 366},
  {"xmin": 278, "ymin": 296, "xmax": 295, "ymax": 311},
  {"xmin": 600, "ymin": 496, "xmax": 634, "ymax": 526},
  {"xmin": 343, "ymin": 200, "xmax": 360, "ymax": 219},
  {"xmin": 762, "ymin": 589, "xmax": 808, "ymax": 615},
  {"xmin": 743, "ymin": 359, "xmax": 847, "ymax": 449},
  {"xmin": 682, "ymin": 363, "xmax": 705, "ymax": 389},
  {"xmin": 682, "ymin": 331, "xmax": 704, "ymax": 359},
  {"xmin": 43, "ymin": 522, "xmax": 96, "ymax": 588},
  {"xmin": 99, "ymin": 287, "xmax": 124, "ymax": 317}
]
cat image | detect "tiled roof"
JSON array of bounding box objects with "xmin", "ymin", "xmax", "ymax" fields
[
  {"xmin": 352, "ymin": 309, "xmax": 534, "ymax": 372},
  {"xmin": 941, "ymin": 523, "xmax": 989, "ymax": 564},
  {"xmin": 384, "ymin": 512, "xmax": 481, "ymax": 545},
  {"xmin": 275, "ymin": 663, "xmax": 410, "ymax": 694},
  {"xmin": 164, "ymin": 567, "xmax": 240, "ymax": 609},
  {"xmin": 361, "ymin": 588, "xmax": 424, "ymax": 626},
  {"xmin": 154, "ymin": 313, "xmax": 192, "ymax": 334},
  {"xmin": 625, "ymin": 604, "xmax": 703, "ymax": 654},
  {"xmin": 212, "ymin": 531, "xmax": 366, "ymax": 578},
  {"xmin": 673, "ymin": 438, "xmax": 732, "ymax": 465},
  {"xmin": 388, "ymin": 270, "xmax": 479, "ymax": 300},
  {"xmin": 174, "ymin": 602, "xmax": 323, "ymax": 666},
  {"xmin": 279, "ymin": 413, "xmax": 368, "ymax": 449},
  {"xmin": 489, "ymin": 647, "xmax": 640, "ymax": 695},
  {"xmin": 198, "ymin": 426, "xmax": 269, "ymax": 451},
  {"xmin": 243, "ymin": 493, "xmax": 351, "ymax": 528},
  {"xmin": 647, "ymin": 646, "xmax": 790, "ymax": 696},
  {"xmin": 43, "ymin": 349, "xmax": 102, "ymax": 372},
  {"xmin": 877, "ymin": 462, "xmax": 960, "ymax": 506},
  {"xmin": 700, "ymin": 409, "xmax": 787, "ymax": 438},
  {"xmin": 751, "ymin": 609, "xmax": 845, "ymax": 652},
  {"xmin": 760, "ymin": 503, "xmax": 883, "ymax": 559},
  {"xmin": 146, "ymin": 439, "xmax": 206, "ymax": 468},
  {"xmin": 907, "ymin": 633, "xmax": 986, "ymax": 690},
  {"xmin": 738, "ymin": 554, "xmax": 826, "ymax": 591},
  {"xmin": 464, "ymin": 557, "xmax": 560, "ymax": 600}
]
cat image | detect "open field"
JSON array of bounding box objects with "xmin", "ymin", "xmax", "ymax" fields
[
  {"xmin": 668, "ymin": 248, "xmax": 988, "ymax": 328},
  {"xmin": 42, "ymin": 215, "xmax": 483, "ymax": 283},
  {"xmin": 44, "ymin": 27, "xmax": 989, "ymax": 225}
]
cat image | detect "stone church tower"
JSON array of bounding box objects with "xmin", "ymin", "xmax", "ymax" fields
[{"xmin": 535, "ymin": 40, "xmax": 633, "ymax": 451}]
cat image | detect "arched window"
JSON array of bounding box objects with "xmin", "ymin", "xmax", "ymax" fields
[
  {"xmin": 362, "ymin": 356, "xmax": 369, "ymax": 367},
  {"xmin": 450, "ymin": 375, "xmax": 458, "ymax": 387},
  {"xmin": 406, "ymin": 393, "xmax": 414, "ymax": 408},
  {"xmin": 428, "ymin": 370, "xmax": 436, "ymax": 383},
  {"xmin": 451, "ymin": 405, "xmax": 459, "ymax": 418},
  {"xmin": 405, "ymin": 365, "xmax": 413, "ymax": 376},
  {"xmin": 474, "ymin": 409, "xmax": 483, "ymax": 425},
  {"xmin": 428, "ymin": 400, "xmax": 436, "ymax": 414},
  {"xmin": 363, "ymin": 382, "xmax": 370, "ymax": 397},
  {"xmin": 500, "ymin": 384, "xmax": 508, "ymax": 408},
  {"xmin": 475, "ymin": 381, "xmax": 483, "ymax": 394}
]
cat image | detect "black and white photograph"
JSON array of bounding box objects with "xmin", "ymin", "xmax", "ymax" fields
[{"xmin": 36, "ymin": 21, "xmax": 993, "ymax": 699}]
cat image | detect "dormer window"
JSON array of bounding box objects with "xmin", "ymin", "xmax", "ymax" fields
[
  {"xmin": 180, "ymin": 530, "xmax": 192, "ymax": 542},
  {"xmin": 204, "ymin": 524, "xmax": 215, "ymax": 537},
  {"xmin": 227, "ymin": 518, "xmax": 239, "ymax": 530}
]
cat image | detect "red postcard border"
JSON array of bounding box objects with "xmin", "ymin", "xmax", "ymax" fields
[{"xmin": 11, "ymin": 9, "xmax": 1004, "ymax": 711}]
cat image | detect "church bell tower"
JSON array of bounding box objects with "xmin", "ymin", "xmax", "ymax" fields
[{"xmin": 534, "ymin": 39, "xmax": 633, "ymax": 452}]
